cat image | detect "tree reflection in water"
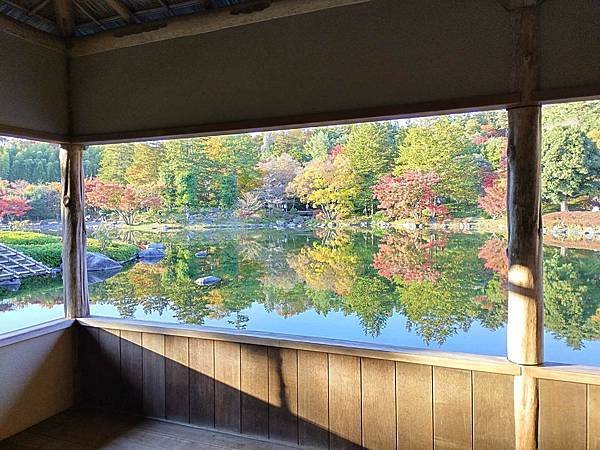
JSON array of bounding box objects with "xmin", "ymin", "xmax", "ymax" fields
[{"xmin": 1, "ymin": 229, "xmax": 598, "ymax": 351}]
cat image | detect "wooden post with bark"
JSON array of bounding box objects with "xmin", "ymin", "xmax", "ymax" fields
[
  {"xmin": 60, "ymin": 144, "xmax": 89, "ymax": 319},
  {"xmin": 506, "ymin": 4, "xmax": 543, "ymax": 450}
]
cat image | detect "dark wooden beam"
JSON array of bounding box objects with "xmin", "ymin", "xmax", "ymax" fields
[
  {"xmin": 60, "ymin": 144, "xmax": 89, "ymax": 319},
  {"xmin": 105, "ymin": 0, "xmax": 139, "ymax": 24},
  {"xmin": 69, "ymin": 0, "xmax": 371, "ymax": 57},
  {"xmin": 496, "ymin": 0, "xmax": 543, "ymax": 11},
  {"xmin": 0, "ymin": 13, "xmax": 65, "ymax": 52},
  {"xmin": 53, "ymin": 0, "xmax": 74, "ymax": 37},
  {"xmin": 70, "ymin": 92, "xmax": 521, "ymax": 144}
]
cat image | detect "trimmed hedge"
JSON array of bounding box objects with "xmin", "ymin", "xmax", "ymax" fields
[
  {"xmin": 0, "ymin": 231, "xmax": 138, "ymax": 268},
  {"xmin": 88, "ymin": 239, "xmax": 139, "ymax": 262},
  {"xmin": 0, "ymin": 231, "xmax": 60, "ymax": 246}
]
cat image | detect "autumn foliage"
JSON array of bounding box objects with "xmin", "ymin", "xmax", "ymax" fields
[
  {"xmin": 86, "ymin": 179, "xmax": 162, "ymax": 225},
  {"xmin": 477, "ymin": 237, "xmax": 508, "ymax": 279},
  {"xmin": 478, "ymin": 171, "xmax": 507, "ymax": 219},
  {"xmin": 372, "ymin": 234, "xmax": 446, "ymax": 283},
  {"xmin": 0, "ymin": 181, "xmax": 30, "ymax": 220},
  {"xmin": 372, "ymin": 171, "xmax": 449, "ymax": 222}
]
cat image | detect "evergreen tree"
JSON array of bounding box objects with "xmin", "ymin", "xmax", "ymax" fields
[
  {"xmin": 542, "ymin": 126, "xmax": 600, "ymax": 211},
  {"xmin": 345, "ymin": 122, "xmax": 396, "ymax": 214}
]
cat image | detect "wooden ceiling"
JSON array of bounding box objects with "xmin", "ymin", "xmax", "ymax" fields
[{"xmin": 0, "ymin": 0, "xmax": 267, "ymax": 37}]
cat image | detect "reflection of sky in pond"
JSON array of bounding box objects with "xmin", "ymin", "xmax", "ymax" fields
[
  {"xmin": 89, "ymin": 303, "xmax": 600, "ymax": 366},
  {"xmin": 2, "ymin": 229, "xmax": 599, "ymax": 366}
]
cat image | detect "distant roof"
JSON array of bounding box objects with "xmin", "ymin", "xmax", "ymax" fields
[{"xmin": 0, "ymin": 0, "xmax": 260, "ymax": 37}]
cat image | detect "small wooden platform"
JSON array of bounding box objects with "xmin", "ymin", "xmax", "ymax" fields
[
  {"xmin": 0, "ymin": 408, "xmax": 298, "ymax": 449},
  {"xmin": 0, "ymin": 243, "xmax": 52, "ymax": 283}
]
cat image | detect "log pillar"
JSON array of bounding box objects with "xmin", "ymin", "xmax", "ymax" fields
[
  {"xmin": 506, "ymin": 5, "xmax": 543, "ymax": 450},
  {"xmin": 506, "ymin": 105, "xmax": 543, "ymax": 366},
  {"xmin": 60, "ymin": 144, "xmax": 89, "ymax": 319}
]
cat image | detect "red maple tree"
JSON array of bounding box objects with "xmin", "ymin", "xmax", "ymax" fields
[
  {"xmin": 86, "ymin": 179, "xmax": 162, "ymax": 225},
  {"xmin": 0, "ymin": 181, "xmax": 31, "ymax": 220},
  {"xmin": 373, "ymin": 171, "xmax": 449, "ymax": 222}
]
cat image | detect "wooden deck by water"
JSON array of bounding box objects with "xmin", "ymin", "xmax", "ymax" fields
[
  {"xmin": 0, "ymin": 243, "xmax": 51, "ymax": 283},
  {"xmin": 0, "ymin": 408, "xmax": 298, "ymax": 449}
]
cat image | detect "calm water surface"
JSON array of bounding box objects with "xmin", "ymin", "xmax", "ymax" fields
[{"xmin": 1, "ymin": 229, "xmax": 599, "ymax": 365}]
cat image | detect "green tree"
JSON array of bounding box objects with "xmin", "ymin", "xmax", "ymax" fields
[
  {"xmin": 287, "ymin": 154, "xmax": 360, "ymax": 219},
  {"xmin": 394, "ymin": 119, "xmax": 481, "ymax": 213},
  {"xmin": 345, "ymin": 123, "xmax": 396, "ymax": 214},
  {"xmin": 125, "ymin": 143, "xmax": 162, "ymax": 187},
  {"xmin": 98, "ymin": 144, "xmax": 134, "ymax": 184},
  {"xmin": 542, "ymin": 126, "xmax": 600, "ymax": 211}
]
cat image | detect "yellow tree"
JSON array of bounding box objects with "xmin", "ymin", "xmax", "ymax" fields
[{"xmin": 287, "ymin": 154, "xmax": 360, "ymax": 219}]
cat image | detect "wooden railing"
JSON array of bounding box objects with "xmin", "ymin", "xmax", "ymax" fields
[{"xmin": 77, "ymin": 317, "xmax": 600, "ymax": 450}]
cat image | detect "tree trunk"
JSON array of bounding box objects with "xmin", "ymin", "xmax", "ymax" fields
[
  {"xmin": 560, "ymin": 197, "xmax": 569, "ymax": 212},
  {"xmin": 60, "ymin": 144, "xmax": 89, "ymax": 319}
]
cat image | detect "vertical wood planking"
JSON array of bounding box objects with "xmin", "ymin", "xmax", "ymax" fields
[
  {"xmin": 79, "ymin": 326, "xmax": 100, "ymax": 405},
  {"xmin": 268, "ymin": 347, "xmax": 298, "ymax": 445},
  {"xmin": 473, "ymin": 371, "xmax": 515, "ymax": 450},
  {"xmin": 165, "ymin": 335, "xmax": 189, "ymax": 423},
  {"xmin": 214, "ymin": 341, "xmax": 241, "ymax": 433},
  {"xmin": 142, "ymin": 332, "xmax": 165, "ymax": 418},
  {"xmin": 539, "ymin": 379, "xmax": 586, "ymax": 449},
  {"xmin": 97, "ymin": 328, "xmax": 121, "ymax": 408},
  {"xmin": 189, "ymin": 338, "xmax": 215, "ymax": 428},
  {"xmin": 396, "ymin": 362, "xmax": 433, "ymax": 450},
  {"xmin": 361, "ymin": 358, "xmax": 396, "ymax": 450},
  {"xmin": 298, "ymin": 350, "xmax": 329, "ymax": 449},
  {"xmin": 433, "ymin": 367, "xmax": 472, "ymax": 450},
  {"xmin": 120, "ymin": 330, "xmax": 142, "ymax": 413},
  {"xmin": 590, "ymin": 384, "xmax": 600, "ymax": 450},
  {"xmin": 329, "ymin": 354, "xmax": 361, "ymax": 450},
  {"xmin": 240, "ymin": 344, "xmax": 269, "ymax": 439}
]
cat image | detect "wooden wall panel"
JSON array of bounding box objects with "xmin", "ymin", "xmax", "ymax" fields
[
  {"xmin": 590, "ymin": 385, "xmax": 600, "ymax": 450},
  {"xmin": 165, "ymin": 335, "xmax": 190, "ymax": 423},
  {"xmin": 189, "ymin": 338, "xmax": 215, "ymax": 428},
  {"xmin": 539, "ymin": 379, "xmax": 587, "ymax": 450},
  {"xmin": 97, "ymin": 329, "xmax": 121, "ymax": 408},
  {"xmin": 79, "ymin": 326, "xmax": 100, "ymax": 405},
  {"xmin": 396, "ymin": 362, "xmax": 433, "ymax": 450},
  {"xmin": 361, "ymin": 358, "xmax": 396, "ymax": 450},
  {"xmin": 214, "ymin": 341, "xmax": 241, "ymax": 433},
  {"xmin": 433, "ymin": 367, "xmax": 472, "ymax": 450},
  {"xmin": 120, "ymin": 330, "xmax": 142, "ymax": 413},
  {"xmin": 82, "ymin": 326, "xmax": 600, "ymax": 450},
  {"xmin": 473, "ymin": 372, "xmax": 515, "ymax": 450},
  {"xmin": 329, "ymin": 354, "xmax": 361, "ymax": 450},
  {"xmin": 298, "ymin": 350, "xmax": 329, "ymax": 449},
  {"xmin": 268, "ymin": 347, "xmax": 298, "ymax": 445},
  {"xmin": 142, "ymin": 333, "xmax": 166, "ymax": 418},
  {"xmin": 240, "ymin": 344, "xmax": 269, "ymax": 439}
]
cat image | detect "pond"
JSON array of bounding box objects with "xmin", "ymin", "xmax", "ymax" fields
[{"xmin": 1, "ymin": 228, "xmax": 599, "ymax": 365}]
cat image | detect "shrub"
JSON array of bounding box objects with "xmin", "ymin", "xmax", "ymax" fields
[
  {"xmin": 0, "ymin": 231, "xmax": 138, "ymax": 267},
  {"xmin": 0, "ymin": 231, "xmax": 60, "ymax": 246},
  {"xmin": 9, "ymin": 243, "xmax": 62, "ymax": 267},
  {"xmin": 88, "ymin": 239, "xmax": 138, "ymax": 262}
]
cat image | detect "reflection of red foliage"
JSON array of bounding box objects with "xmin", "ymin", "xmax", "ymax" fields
[
  {"xmin": 330, "ymin": 145, "xmax": 344, "ymax": 158},
  {"xmin": 478, "ymin": 238, "xmax": 508, "ymax": 279},
  {"xmin": 474, "ymin": 295, "xmax": 494, "ymax": 310},
  {"xmin": 373, "ymin": 234, "xmax": 446, "ymax": 283}
]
